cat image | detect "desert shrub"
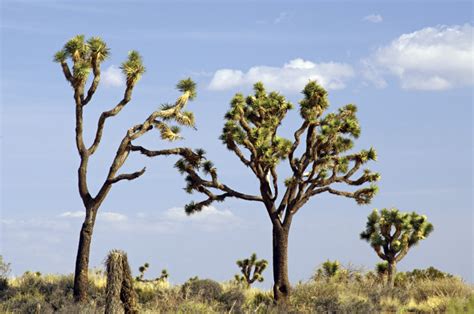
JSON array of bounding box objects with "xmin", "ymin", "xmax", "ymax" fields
[
  {"xmin": 410, "ymin": 277, "xmax": 473, "ymax": 302},
  {"xmin": 290, "ymin": 281, "xmax": 340, "ymax": 312},
  {"xmin": 219, "ymin": 286, "xmax": 246, "ymax": 312},
  {"xmin": 445, "ymin": 294, "xmax": 474, "ymax": 313},
  {"xmin": 0, "ymin": 256, "xmax": 11, "ymax": 294},
  {"xmin": 0, "ymin": 291, "xmax": 53, "ymax": 314},
  {"xmin": 404, "ymin": 266, "xmax": 452, "ymax": 282},
  {"xmin": 338, "ymin": 293, "xmax": 375, "ymax": 313},
  {"xmin": 244, "ymin": 289, "xmax": 273, "ymax": 311},
  {"xmin": 403, "ymin": 296, "xmax": 453, "ymax": 313},
  {"xmin": 181, "ymin": 278, "xmax": 223, "ymax": 303},
  {"xmin": 175, "ymin": 300, "xmax": 219, "ymax": 313}
]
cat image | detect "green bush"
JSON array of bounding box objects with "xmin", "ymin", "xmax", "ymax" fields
[{"xmin": 181, "ymin": 278, "xmax": 223, "ymax": 303}]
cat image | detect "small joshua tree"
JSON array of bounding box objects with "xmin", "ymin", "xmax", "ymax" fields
[
  {"xmin": 54, "ymin": 35, "xmax": 199, "ymax": 301},
  {"xmin": 234, "ymin": 253, "xmax": 268, "ymax": 287},
  {"xmin": 360, "ymin": 208, "xmax": 434, "ymax": 286},
  {"xmin": 170, "ymin": 81, "xmax": 379, "ymax": 302},
  {"xmin": 136, "ymin": 263, "xmax": 149, "ymax": 281},
  {"xmin": 136, "ymin": 263, "xmax": 169, "ymax": 282}
]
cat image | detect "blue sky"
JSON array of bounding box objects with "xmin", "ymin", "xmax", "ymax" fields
[{"xmin": 1, "ymin": 0, "xmax": 473, "ymax": 286}]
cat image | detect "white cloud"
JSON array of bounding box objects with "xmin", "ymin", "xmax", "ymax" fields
[
  {"xmin": 59, "ymin": 210, "xmax": 127, "ymax": 222},
  {"xmin": 56, "ymin": 206, "xmax": 239, "ymax": 232},
  {"xmin": 102, "ymin": 65, "xmax": 124, "ymax": 87},
  {"xmin": 59, "ymin": 211, "xmax": 84, "ymax": 218},
  {"xmin": 164, "ymin": 206, "xmax": 238, "ymax": 224},
  {"xmin": 363, "ymin": 24, "xmax": 473, "ymax": 90},
  {"xmin": 209, "ymin": 58, "xmax": 354, "ymax": 92},
  {"xmin": 100, "ymin": 212, "xmax": 127, "ymax": 222},
  {"xmin": 363, "ymin": 14, "xmax": 383, "ymax": 23}
]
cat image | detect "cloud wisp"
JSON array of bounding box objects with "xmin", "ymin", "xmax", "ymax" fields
[
  {"xmin": 363, "ymin": 14, "xmax": 383, "ymax": 23},
  {"xmin": 362, "ymin": 24, "xmax": 473, "ymax": 90},
  {"xmin": 102, "ymin": 65, "xmax": 124, "ymax": 87},
  {"xmin": 57, "ymin": 206, "xmax": 241, "ymax": 232},
  {"xmin": 209, "ymin": 58, "xmax": 354, "ymax": 92}
]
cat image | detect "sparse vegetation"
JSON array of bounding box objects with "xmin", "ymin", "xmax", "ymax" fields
[{"xmin": 0, "ymin": 266, "xmax": 471, "ymax": 313}]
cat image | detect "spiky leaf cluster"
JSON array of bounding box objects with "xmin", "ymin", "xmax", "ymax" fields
[
  {"xmin": 120, "ymin": 50, "xmax": 145, "ymax": 85},
  {"xmin": 360, "ymin": 208, "xmax": 434, "ymax": 263},
  {"xmin": 234, "ymin": 253, "xmax": 268, "ymax": 287},
  {"xmin": 220, "ymin": 82, "xmax": 293, "ymax": 169},
  {"xmin": 152, "ymin": 78, "xmax": 198, "ymax": 141},
  {"xmin": 176, "ymin": 78, "xmax": 197, "ymax": 100},
  {"xmin": 156, "ymin": 78, "xmax": 198, "ymax": 131},
  {"xmin": 299, "ymin": 81, "xmax": 329, "ymax": 122},
  {"xmin": 313, "ymin": 260, "xmax": 341, "ymax": 281},
  {"xmin": 53, "ymin": 35, "xmax": 111, "ymax": 85}
]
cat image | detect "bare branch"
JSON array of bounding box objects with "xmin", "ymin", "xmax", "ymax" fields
[
  {"xmin": 130, "ymin": 144, "xmax": 198, "ymax": 160},
  {"xmin": 88, "ymin": 84, "xmax": 134, "ymax": 154},
  {"xmin": 108, "ymin": 167, "xmax": 146, "ymax": 184},
  {"xmin": 60, "ymin": 62, "xmax": 74, "ymax": 85},
  {"xmin": 288, "ymin": 121, "xmax": 308, "ymax": 173},
  {"xmin": 83, "ymin": 58, "xmax": 100, "ymax": 106}
]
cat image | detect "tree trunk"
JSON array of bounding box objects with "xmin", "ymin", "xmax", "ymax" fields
[
  {"xmin": 73, "ymin": 208, "xmax": 97, "ymax": 302},
  {"xmin": 272, "ymin": 224, "xmax": 290, "ymax": 303},
  {"xmin": 387, "ymin": 260, "xmax": 396, "ymax": 287}
]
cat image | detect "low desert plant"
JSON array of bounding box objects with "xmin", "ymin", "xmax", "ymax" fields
[
  {"xmin": 181, "ymin": 278, "xmax": 223, "ymax": 303},
  {"xmin": 105, "ymin": 250, "xmax": 138, "ymax": 314}
]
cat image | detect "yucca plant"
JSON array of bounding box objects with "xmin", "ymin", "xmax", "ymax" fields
[
  {"xmin": 360, "ymin": 208, "xmax": 434, "ymax": 286},
  {"xmin": 234, "ymin": 253, "xmax": 268, "ymax": 287},
  {"xmin": 54, "ymin": 35, "xmax": 199, "ymax": 302},
  {"xmin": 169, "ymin": 81, "xmax": 379, "ymax": 303}
]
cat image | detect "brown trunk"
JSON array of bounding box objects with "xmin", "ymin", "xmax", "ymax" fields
[
  {"xmin": 73, "ymin": 208, "xmax": 97, "ymax": 302},
  {"xmin": 387, "ymin": 260, "xmax": 396, "ymax": 287},
  {"xmin": 272, "ymin": 223, "xmax": 290, "ymax": 303}
]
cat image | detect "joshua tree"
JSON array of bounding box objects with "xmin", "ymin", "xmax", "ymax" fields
[
  {"xmin": 105, "ymin": 250, "xmax": 138, "ymax": 314},
  {"xmin": 360, "ymin": 208, "xmax": 434, "ymax": 286},
  {"xmin": 234, "ymin": 253, "xmax": 268, "ymax": 287},
  {"xmin": 54, "ymin": 35, "xmax": 199, "ymax": 301},
  {"xmin": 168, "ymin": 82, "xmax": 379, "ymax": 302},
  {"xmin": 136, "ymin": 262, "xmax": 169, "ymax": 282}
]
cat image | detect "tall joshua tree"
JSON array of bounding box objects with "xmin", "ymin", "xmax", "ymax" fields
[
  {"xmin": 167, "ymin": 82, "xmax": 379, "ymax": 302},
  {"xmin": 54, "ymin": 35, "xmax": 198, "ymax": 301},
  {"xmin": 360, "ymin": 208, "xmax": 434, "ymax": 286}
]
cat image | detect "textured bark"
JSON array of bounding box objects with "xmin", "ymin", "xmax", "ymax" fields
[
  {"xmin": 272, "ymin": 223, "xmax": 291, "ymax": 302},
  {"xmin": 387, "ymin": 260, "xmax": 396, "ymax": 287},
  {"xmin": 73, "ymin": 207, "xmax": 97, "ymax": 301}
]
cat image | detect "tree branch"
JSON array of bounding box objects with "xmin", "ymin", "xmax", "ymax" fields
[
  {"xmin": 82, "ymin": 58, "xmax": 100, "ymax": 106},
  {"xmin": 88, "ymin": 84, "xmax": 135, "ymax": 154},
  {"xmin": 107, "ymin": 167, "xmax": 146, "ymax": 184}
]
